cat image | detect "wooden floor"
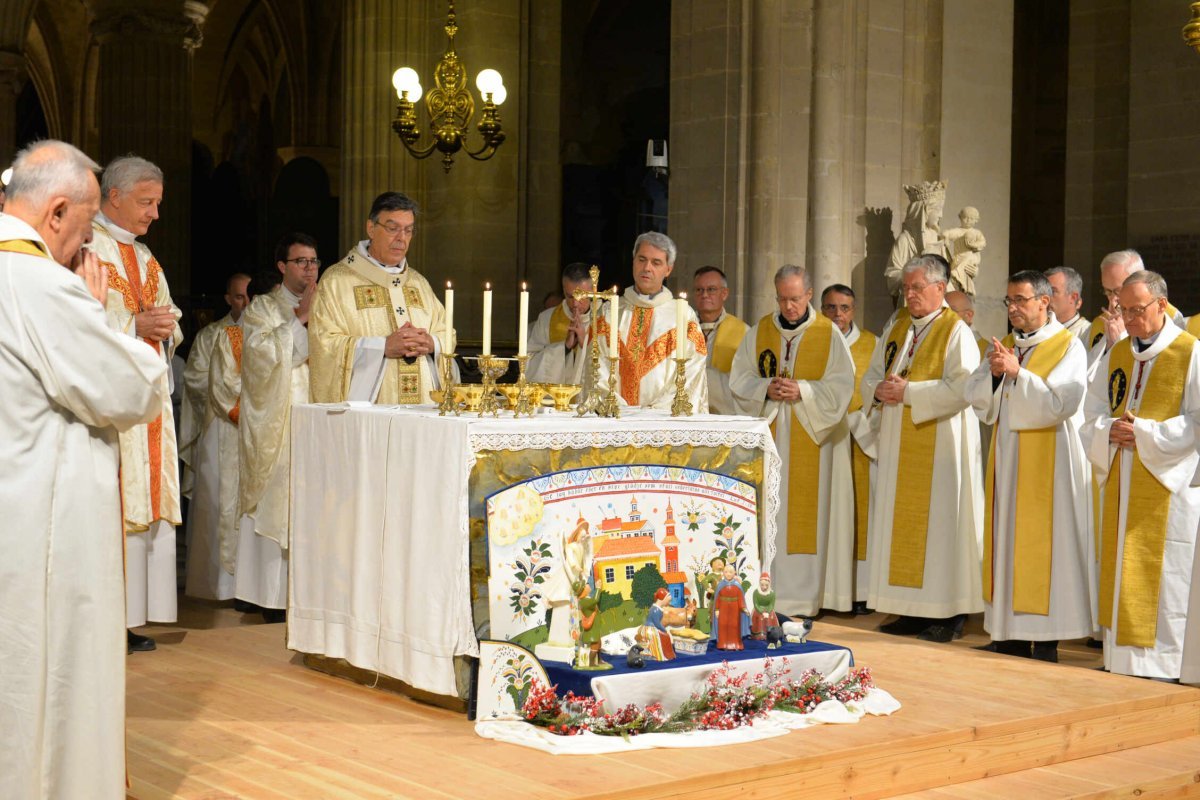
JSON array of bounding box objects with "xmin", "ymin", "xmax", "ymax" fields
[{"xmin": 127, "ymin": 602, "xmax": 1200, "ymax": 799}]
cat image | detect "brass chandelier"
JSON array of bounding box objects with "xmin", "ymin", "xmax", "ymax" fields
[
  {"xmin": 1186, "ymin": 2, "xmax": 1200, "ymax": 55},
  {"xmin": 391, "ymin": 1, "xmax": 507, "ymax": 173}
]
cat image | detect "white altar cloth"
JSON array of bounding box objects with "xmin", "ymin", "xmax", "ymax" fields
[{"xmin": 288, "ymin": 405, "xmax": 780, "ymax": 697}]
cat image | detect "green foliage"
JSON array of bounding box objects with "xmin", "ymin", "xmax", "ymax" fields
[
  {"xmin": 629, "ymin": 563, "xmax": 668, "ymax": 609},
  {"xmin": 597, "ymin": 589, "xmax": 622, "ymax": 613}
]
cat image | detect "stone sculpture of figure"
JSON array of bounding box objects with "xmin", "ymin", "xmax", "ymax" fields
[
  {"xmin": 942, "ymin": 207, "xmax": 986, "ymax": 296},
  {"xmin": 885, "ymin": 180, "xmax": 947, "ymax": 302},
  {"xmin": 750, "ymin": 572, "xmax": 779, "ymax": 640},
  {"xmin": 710, "ymin": 564, "xmax": 750, "ymax": 651}
]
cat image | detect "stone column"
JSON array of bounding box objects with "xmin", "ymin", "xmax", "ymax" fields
[
  {"xmin": 87, "ymin": 0, "xmax": 207, "ymax": 295},
  {"xmin": 0, "ymin": 50, "xmax": 22, "ymax": 171}
]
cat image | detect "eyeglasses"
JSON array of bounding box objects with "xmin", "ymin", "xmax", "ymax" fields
[
  {"xmin": 1102, "ymin": 288, "xmax": 1122, "ymax": 300},
  {"xmin": 1002, "ymin": 295, "xmax": 1038, "ymax": 307},
  {"xmin": 374, "ymin": 221, "xmax": 416, "ymax": 238},
  {"xmin": 286, "ymin": 257, "xmax": 321, "ymax": 269},
  {"xmin": 821, "ymin": 303, "xmax": 853, "ymax": 314},
  {"xmin": 902, "ymin": 282, "xmax": 933, "ymax": 295},
  {"xmin": 693, "ymin": 287, "xmax": 725, "ymax": 295},
  {"xmin": 1118, "ymin": 300, "xmax": 1162, "ymax": 319}
]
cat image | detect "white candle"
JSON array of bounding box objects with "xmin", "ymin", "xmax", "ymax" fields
[
  {"xmin": 676, "ymin": 293, "xmax": 688, "ymax": 358},
  {"xmin": 518, "ymin": 281, "xmax": 529, "ymax": 356},
  {"xmin": 444, "ymin": 281, "xmax": 454, "ymax": 354},
  {"xmin": 608, "ymin": 288, "xmax": 619, "ymax": 356},
  {"xmin": 482, "ymin": 282, "xmax": 493, "ymax": 355}
]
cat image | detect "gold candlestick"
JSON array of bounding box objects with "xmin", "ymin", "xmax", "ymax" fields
[
  {"xmin": 475, "ymin": 354, "xmax": 508, "ymax": 417},
  {"xmin": 670, "ymin": 356, "xmax": 694, "ymax": 417},
  {"xmin": 512, "ymin": 354, "xmax": 537, "ymax": 417},
  {"xmin": 437, "ymin": 352, "xmax": 459, "ymax": 416},
  {"xmin": 598, "ymin": 355, "xmax": 621, "ymax": 418}
]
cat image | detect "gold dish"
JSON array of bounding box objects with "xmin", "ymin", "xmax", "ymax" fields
[
  {"xmin": 545, "ymin": 383, "xmax": 582, "ymax": 412},
  {"xmin": 496, "ymin": 384, "xmax": 523, "ymax": 410},
  {"xmin": 456, "ymin": 384, "xmax": 485, "ymax": 412}
]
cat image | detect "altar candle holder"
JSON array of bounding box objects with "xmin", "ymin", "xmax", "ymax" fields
[
  {"xmin": 511, "ymin": 354, "xmax": 538, "ymax": 417},
  {"xmin": 573, "ymin": 264, "xmax": 622, "ymax": 418},
  {"xmin": 473, "ymin": 354, "xmax": 509, "ymax": 417},
  {"xmin": 670, "ymin": 356, "xmax": 694, "ymax": 417},
  {"xmin": 437, "ymin": 352, "xmax": 459, "ymax": 416}
]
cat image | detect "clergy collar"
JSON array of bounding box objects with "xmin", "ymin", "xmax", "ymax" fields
[
  {"xmin": 910, "ymin": 303, "xmax": 947, "ymax": 327},
  {"xmin": 1132, "ymin": 320, "xmax": 1180, "ymax": 360},
  {"xmin": 1061, "ymin": 313, "xmax": 1081, "ymax": 329},
  {"xmin": 95, "ymin": 210, "xmax": 138, "ymax": 245},
  {"xmin": 1134, "ymin": 323, "xmax": 1167, "ymax": 354},
  {"xmin": 1013, "ymin": 319, "xmax": 1050, "ymax": 341},
  {"xmin": 357, "ymin": 240, "xmax": 407, "ymax": 273},
  {"xmin": 623, "ymin": 285, "xmax": 674, "ymax": 308},
  {"xmin": 841, "ymin": 321, "xmax": 858, "ymax": 342},
  {"xmin": 778, "ymin": 307, "xmax": 810, "ymax": 331},
  {"xmin": 1014, "ymin": 318, "xmax": 1062, "ymax": 346},
  {"xmin": 278, "ymin": 282, "xmax": 302, "ymax": 308},
  {"xmin": 700, "ymin": 310, "xmax": 726, "ymax": 331}
]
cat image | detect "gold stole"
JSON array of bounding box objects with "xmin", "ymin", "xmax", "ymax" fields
[
  {"xmin": 1086, "ymin": 317, "xmax": 1106, "ymax": 350},
  {"xmin": 0, "ymin": 239, "xmax": 51, "ymax": 258},
  {"xmin": 755, "ymin": 313, "xmax": 834, "ymax": 554},
  {"xmin": 345, "ymin": 258, "xmax": 422, "ymax": 403},
  {"xmin": 711, "ymin": 315, "xmax": 748, "ymax": 373},
  {"xmin": 981, "ymin": 328, "xmax": 1074, "ymax": 614},
  {"xmin": 1188, "ymin": 315, "xmax": 1200, "ymax": 338},
  {"xmin": 224, "ymin": 326, "xmax": 244, "ymax": 425},
  {"xmin": 976, "ymin": 335, "xmax": 988, "ymax": 359},
  {"xmin": 548, "ymin": 304, "xmax": 570, "ymax": 343},
  {"xmin": 1099, "ymin": 332, "xmax": 1196, "ymax": 647},
  {"xmin": 884, "ymin": 307, "xmax": 961, "ymax": 588},
  {"xmin": 848, "ymin": 329, "xmax": 877, "ymax": 561}
]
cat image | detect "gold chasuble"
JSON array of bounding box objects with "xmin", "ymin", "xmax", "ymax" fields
[
  {"xmin": 1100, "ymin": 333, "xmax": 1197, "ymax": 647},
  {"xmin": 309, "ymin": 248, "xmax": 451, "ymax": 405},
  {"xmin": 711, "ymin": 314, "xmax": 748, "ymax": 373},
  {"xmin": 755, "ymin": 313, "xmax": 834, "ymax": 554},
  {"xmin": 848, "ymin": 327, "xmax": 878, "ymax": 561},
  {"xmin": 982, "ymin": 328, "xmax": 1074, "ymax": 614},
  {"xmin": 1188, "ymin": 315, "xmax": 1200, "ymax": 338},
  {"xmin": 884, "ymin": 307, "xmax": 961, "ymax": 587}
]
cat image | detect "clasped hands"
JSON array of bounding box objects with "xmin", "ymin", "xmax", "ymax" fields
[
  {"xmin": 564, "ymin": 313, "xmax": 589, "ymax": 351},
  {"xmin": 873, "ymin": 374, "xmax": 908, "ymax": 405},
  {"xmin": 385, "ymin": 321, "xmax": 435, "ymax": 359},
  {"xmin": 988, "ymin": 338, "xmax": 1021, "ymax": 380},
  {"xmin": 1108, "ymin": 410, "xmax": 1137, "ymax": 450},
  {"xmin": 766, "ymin": 376, "xmax": 801, "ymax": 403},
  {"xmin": 1100, "ymin": 307, "xmax": 1125, "ymax": 346}
]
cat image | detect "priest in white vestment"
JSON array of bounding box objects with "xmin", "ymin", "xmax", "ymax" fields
[
  {"xmin": 729, "ymin": 266, "xmax": 855, "ymax": 615},
  {"xmin": 0, "ymin": 140, "xmax": 166, "ymax": 800},
  {"xmin": 184, "ymin": 315, "xmax": 244, "ymax": 601},
  {"xmin": 238, "ymin": 234, "xmax": 318, "ymax": 618},
  {"xmin": 92, "ymin": 155, "xmax": 182, "ymax": 647},
  {"xmin": 862, "ymin": 254, "xmax": 984, "ymax": 642},
  {"xmin": 1044, "ymin": 266, "xmax": 1091, "ymax": 342},
  {"xmin": 595, "ymin": 232, "xmax": 708, "ymax": 411},
  {"xmin": 965, "ymin": 271, "xmax": 1093, "ymax": 662},
  {"xmin": 1082, "ymin": 271, "xmax": 1200, "ymax": 681},
  {"xmin": 1084, "ymin": 250, "xmax": 1187, "ymax": 376},
  {"xmin": 693, "ymin": 266, "xmax": 748, "ymax": 415},
  {"xmin": 820, "ymin": 284, "xmax": 879, "ymax": 613},
  {"xmin": 527, "ymin": 261, "xmax": 592, "ymax": 385},
  {"xmin": 179, "ymin": 272, "xmax": 249, "ymax": 498},
  {"xmin": 309, "ymin": 192, "xmax": 452, "ymax": 404}
]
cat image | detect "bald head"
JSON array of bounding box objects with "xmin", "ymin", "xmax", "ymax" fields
[
  {"xmin": 1099, "ymin": 249, "xmax": 1144, "ymax": 314},
  {"xmin": 3, "ymin": 140, "xmax": 102, "ymax": 265},
  {"xmin": 945, "ymin": 290, "xmax": 975, "ymax": 326}
]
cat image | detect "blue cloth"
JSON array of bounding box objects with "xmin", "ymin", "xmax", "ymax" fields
[
  {"xmin": 541, "ymin": 637, "xmax": 854, "ymax": 700},
  {"xmin": 646, "ymin": 604, "xmax": 668, "ymax": 633}
]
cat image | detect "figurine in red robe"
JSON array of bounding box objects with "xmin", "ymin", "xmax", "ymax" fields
[{"xmin": 711, "ymin": 564, "xmax": 749, "ymax": 651}]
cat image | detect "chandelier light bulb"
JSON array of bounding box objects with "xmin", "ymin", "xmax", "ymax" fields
[
  {"xmin": 392, "ymin": 67, "xmax": 422, "ymax": 102},
  {"xmin": 488, "ymin": 83, "xmax": 507, "ymax": 105},
  {"xmin": 476, "ymin": 68, "xmax": 502, "ymax": 96}
]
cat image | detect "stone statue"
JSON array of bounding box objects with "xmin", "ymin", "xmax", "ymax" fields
[
  {"xmin": 942, "ymin": 206, "xmax": 986, "ymax": 297},
  {"xmin": 885, "ymin": 180, "xmax": 947, "ymax": 301}
]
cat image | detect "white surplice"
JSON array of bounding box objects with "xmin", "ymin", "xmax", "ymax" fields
[
  {"xmin": 729, "ymin": 308, "xmax": 855, "ymax": 614},
  {"xmin": 526, "ymin": 300, "xmax": 589, "ymax": 385},
  {"xmin": 1082, "ymin": 321, "xmax": 1200, "ymax": 679},
  {"xmin": 179, "ymin": 315, "xmax": 230, "ymax": 498},
  {"xmin": 184, "ymin": 321, "xmax": 241, "ymax": 601},
  {"xmin": 861, "ymin": 304, "xmax": 984, "ymax": 618},
  {"xmin": 965, "ymin": 320, "xmax": 1094, "ymax": 641},
  {"xmin": 0, "ymin": 216, "xmax": 166, "ymax": 800},
  {"xmin": 237, "ymin": 284, "xmax": 309, "ymax": 609},
  {"xmin": 595, "ymin": 287, "xmax": 709, "ymax": 412},
  {"xmin": 842, "ymin": 324, "xmax": 880, "ymax": 603}
]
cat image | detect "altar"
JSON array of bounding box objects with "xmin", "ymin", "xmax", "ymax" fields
[{"xmin": 287, "ymin": 404, "xmax": 781, "ymax": 700}]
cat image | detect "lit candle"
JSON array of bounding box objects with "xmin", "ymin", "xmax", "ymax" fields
[
  {"xmin": 482, "ymin": 282, "xmax": 493, "ymax": 356},
  {"xmin": 444, "ymin": 281, "xmax": 454, "ymax": 354},
  {"xmin": 676, "ymin": 292, "xmax": 688, "ymax": 358},
  {"xmin": 518, "ymin": 281, "xmax": 529, "ymax": 356},
  {"xmin": 608, "ymin": 287, "xmax": 619, "ymax": 356}
]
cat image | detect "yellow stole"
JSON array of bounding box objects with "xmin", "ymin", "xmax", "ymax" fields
[
  {"xmin": 981, "ymin": 328, "xmax": 1074, "ymax": 614},
  {"xmin": 710, "ymin": 314, "xmax": 749, "ymax": 373},
  {"xmin": 0, "ymin": 239, "xmax": 52, "ymax": 259},
  {"xmin": 848, "ymin": 328, "xmax": 877, "ymax": 561},
  {"xmin": 884, "ymin": 307, "xmax": 961, "ymax": 588},
  {"xmin": 1086, "ymin": 317, "xmax": 1106, "ymax": 351},
  {"xmin": 1188, "ymin": 315, "xmax": 1200, "ymax": 338},
  {"xmin": 755, "ymin": 312, "xmax": 834, "ymax": 554},
  {"xmin": 1099, "ymin": 331, "xmax": 1196, "ymax": 647},
  {"xmin": 547, "ymin": 304, "xmax": 570, "ymax": 343}
]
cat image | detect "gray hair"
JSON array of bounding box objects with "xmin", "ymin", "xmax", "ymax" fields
[
  {"xmin": 101, "ymin": 154, "xmax": 163, "ymax": 197},
  {"xmin": 1123, "ymin": 269, "xmax": 1168, "ymax": 301},
  {"xmin": 632, "ymin": 231, "xmax": 677, "ymax": 266},
  {"xmin": 1009, "ymin": 269, "xmax": 1052, "ymax": 299},
  {"xmin": 902, "ymin": 254, "xmax": 949, "ymax": 285},
  {"xmin": 693, "ymin": 265, "xmax": 728, "ymax": 287},
  {"xmin": 5, "ymin": 140, "xmax": 101, "ymax": 208},
  {"xmin": 773, "ymin": 264, "xmax": 810, "ymax": 291},
  {"xmin": 1100, "ymin": 249, "xmax": 1144, "ymax": 275},
  {"xmin": 1044, "ymin": 265, "xmax": 1083, "ymax": 296}
]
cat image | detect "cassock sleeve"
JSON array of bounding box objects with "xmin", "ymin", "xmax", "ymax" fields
[
  {"xmin": 240, "ymin": 298, "xmax": 293, "ymax": 489},
  {"xmin": 729, "ymin": 321, "xmax": 770, "ymax": 417},
  {"xmin": 1081, "ymin": 350, "xmax": 1119, "ymax": 487},
  {"xmin": 527, "ymin": 308, "xmax": 570, "ymax": 384},
  {"xmin": 308, "ymin": 275, "xmax": 359, "ymax": 403},
  {"xmin": 1005, "ymin": 339, "xmax": 1087, "ymax": 430},
  {"xmin": 794, "ymin": 330, "xmax": 854, "ymax": 444},
  {"xmin": 25, "ymin": 267, "xmax": 165, "ymax": 430},
  {"xmin": 1130, "ymin": 344, "xmax": 1200, "ymax": 494},
  {"xmin": 963, "ymin": 351, "xmax": 1002, "ymax": 425},
  {"xmin": 209, "ymin": 334, "xmax": 242, "ymax": 424},
  {"xmin": 179, "ymin": 325, "xmax": 214, "ymax": 465},
  {"xmin": 859, "ymin": 319, "xmax": 893, "ymax": 412},
  {"xmin": 906, "ymin": 320, "xmax": 978, "ymax": 425}
]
